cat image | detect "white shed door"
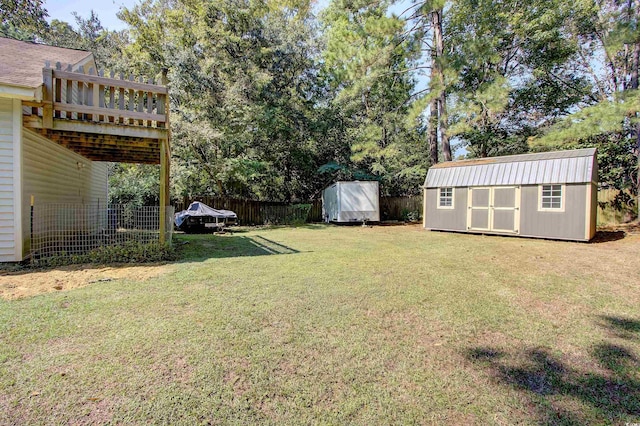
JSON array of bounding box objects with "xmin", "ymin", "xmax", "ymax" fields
[{"xmin": 467, "ymin": 186, "xmax": 520, "ymax": 234}]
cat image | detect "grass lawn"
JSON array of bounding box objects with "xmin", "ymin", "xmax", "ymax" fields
[{"xmin": 1, "ymin": 224, "xmax": 639, "ymax": 424}]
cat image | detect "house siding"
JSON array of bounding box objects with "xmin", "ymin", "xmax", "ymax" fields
[
  {"xmin": 0, "ymin": 98, "xmax": 15, "ymax": 261},
  {"xmin": 21, "ymin": 128, "xmax": 108, "ymax": 258},
  {"xmin": 588, "ymin": 182, "xmax": 597, "ymax": 240}
]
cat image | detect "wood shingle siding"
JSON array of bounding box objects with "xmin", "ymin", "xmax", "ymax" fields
[{"xmin": 0, "ymin": 99, "xmax": 15, "ymax": 261}]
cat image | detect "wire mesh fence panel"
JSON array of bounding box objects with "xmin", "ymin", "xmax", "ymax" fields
[{"xmin": 31, "ymin": 204, "xmax": 174, "ymax": 261}]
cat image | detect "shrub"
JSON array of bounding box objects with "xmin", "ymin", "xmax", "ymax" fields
[
  {"xmin": 33, "ymin": 241, "xmax": 176, "ymax": 267},
  {"xmin": 401, "ymin": 208, "xmax": 422, "ymax": 223}
]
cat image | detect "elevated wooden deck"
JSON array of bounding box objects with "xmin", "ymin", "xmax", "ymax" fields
[
  {"xmin": 22, "ymin": 64, "xmax": 169, "ymax": 165},
  {"xmin": 21, "ymin": 63, "xmax": 171, "ymax": 243}
]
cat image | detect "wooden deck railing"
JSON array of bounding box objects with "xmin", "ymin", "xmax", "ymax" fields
[{"xmin": 31, "ymin": 63, "xmax": 168, "ymax": 132}]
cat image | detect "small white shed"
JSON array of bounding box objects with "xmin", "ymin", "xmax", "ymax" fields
[{"xmin": 322, "ymin": 181, "xmax": 380, "ymax": 223}]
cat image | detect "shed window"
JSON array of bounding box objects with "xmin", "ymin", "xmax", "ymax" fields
[
  {"xmin": 438, "ymin": 187, "xmax": 454, "ymax": 209},
  {"xmin": 540, "ymin": 184, "xmax": 562, "ymax": 210}
]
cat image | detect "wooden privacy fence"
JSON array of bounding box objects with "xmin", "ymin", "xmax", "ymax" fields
[
  {"xmin": 174, "ymin": 196, "xmax": 423, "ymax": 225},
  {"xmin": 380, "ymin": 196, "xmax": 423, "ymax": 221},
  {"xmin": 175, "ymin": 197, "xmax": 323, "ymax": 225},
  {"xmin": 597, "ymin": 188, "xmax": 637, "ymax": 225},
  {"xmin": 176, "ymin": 190, "xmax": 636, "ymax": 227}
]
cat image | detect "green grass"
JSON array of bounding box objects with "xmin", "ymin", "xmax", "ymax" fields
[{"xmin": 1, "ymin": 224, "xmax": 639, "ymax": 424}]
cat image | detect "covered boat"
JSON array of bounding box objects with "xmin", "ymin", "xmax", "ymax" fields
[{"xmin": 174, "ymin": 202, "xmax": 238, "ymax": 232}]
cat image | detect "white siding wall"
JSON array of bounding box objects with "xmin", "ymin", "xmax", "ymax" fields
[
  {"xmin": 0, "ymin": 99, "xmax": 15, "ymax": 261},
  {"xmin": 22, "ymin": 128, "xmax": 108, "ymax": 258}
]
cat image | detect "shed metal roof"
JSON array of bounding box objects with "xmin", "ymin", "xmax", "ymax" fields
[{"xmin": 424, "ymin": 148, "xmax": 597, "ymax": 188}]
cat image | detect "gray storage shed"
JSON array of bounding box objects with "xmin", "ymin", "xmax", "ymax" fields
[
  {"xmin": 323, "ymin": 181, "xmax": 380, "ymax": 223},
  {"xmin": 423, "ymin": 148, "xmax": 598, "ymax": 241}
]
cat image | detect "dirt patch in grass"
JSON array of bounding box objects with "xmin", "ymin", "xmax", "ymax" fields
[
  {"xmin": 0, "ymin": 264, "xmax": 173, "ymax": 300},
  {"xmin": 597, "ymin": 220, "xmax": 640, "ymax": 235},
  {"xmin": 82, "ymin": 397, "xmax": 122, "ymax": 425}
]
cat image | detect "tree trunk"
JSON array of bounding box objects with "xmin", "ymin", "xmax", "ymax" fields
[
  {"xmin": 428, "ymin": 96, "xmax": 439, "ymax": 165},
  {"xmin": 428, "ymin": 25, "xmax": 439, "ymax": 166},
  {"xmin": 634, "ymin": 44, "xmax": 640, "ymax": 217},
  {"xmin": 627, "ymin": 1, "xmax": 640, "ymax": 217},
  {"xmin": 632, "ymin": 37, "xmax": 639, "ymax": 216},
  {"xmin": 432, "ymin": 8, "xmax": 451, "ymax": 161},
  {"xmin": 439, "ymin": 95, "xmax": 451, "ymax": 161},
  {"xmin": 631, "ymin": 36, "xmax": 639, "ymax": 90}
]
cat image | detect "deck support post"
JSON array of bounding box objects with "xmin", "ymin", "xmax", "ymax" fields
[
  {"xmin": 159, "ymin": 138, "xmax": 170, "ymax": 245},
  {"xmin": 158, "ymin": 68, "xmax": 171, "ymax": 245}
]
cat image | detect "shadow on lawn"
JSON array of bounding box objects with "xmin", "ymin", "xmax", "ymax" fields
[
  {"xmin": 465, "ymin": 315, "xmax": 640, "ymax": 424},
  {"xmin": 175, "ymin": 234, "xmax": 307, "ymax": 261},
  {"xmin": 599, "ymin": 315, "xmax": 640, "ymax": 340},
  {"xmin": 590, "ymin": 230, "xmax": 626, "ymax": 243}
]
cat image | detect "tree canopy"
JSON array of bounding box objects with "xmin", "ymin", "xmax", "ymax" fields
[{"xmin": 3, "ymin": 0, "xmax": 639, "ymax": 209}]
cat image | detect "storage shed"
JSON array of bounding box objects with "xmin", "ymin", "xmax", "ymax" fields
[
  {"xmin": 423, "ymin": 148, "xmax": 598, "ymax": 241},
  {"xmin": 323, "ymin": 181, "xmax": 380, "ymax": 223}
]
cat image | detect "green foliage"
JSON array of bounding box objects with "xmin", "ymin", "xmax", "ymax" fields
[
  {"xmin": 400, "ymin": 208, "xmax": 421, "ymax": 222},
  {"xmin": 533, "ymin": 91, "xmax": 639, "ymax": 199},
  {"xmin": 445, "ymin": 0, "xmax": 595, "ymax": 157},
  {"xmin": 41, "ymin": 12, "xmax": 131, "ymax": 73},
  {"xmin": 108, "ymin": 163, "xmax": 160, "ymax": 206},
  {"xmin": 533, "ymin": 130, "xmax": 638, "ymax": 194},
  {"xmin": 528, "ymin": 0, "xmax": 639, "ymax": 205},
  {"xmin": 120, "ymin": 0, "xmax": 325, "ymax": 201},
  {"xmin": 33, "ymin": 241, "xmax": 176, "ymax": 267},
  {"xmin": 459, "ymin": 123, "xmax": 532, "ymax": 158},
  {"xmin": 5, "ymin": 0, "xmax": 638, "ymax": 205},
  {"xmin": 534, "ymin": 91, "xmax": 640, "ymax": 147},
  {"xmin": 0, "ymin": 0, "xmax": 48, "ymax": 40},
  {"xmin": 320, "ymin": 0, "xmax": 426, "ymax": 195}
]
